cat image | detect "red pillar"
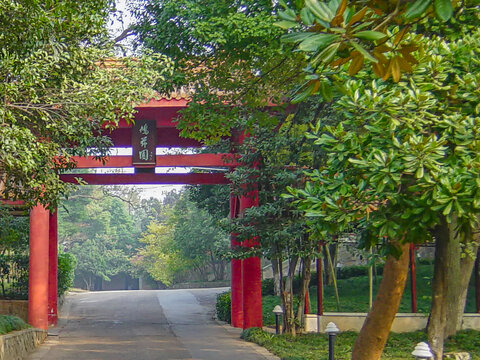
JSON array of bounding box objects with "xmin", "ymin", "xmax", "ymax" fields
[
  {"xmin": 29, "ymin": 204, "xmax": 50, "ymax": 330},
  {"xmin": 240, "ymin": 188, "xmax": 262, "ymax": 329},
  {"xmin": 409, "ymin": 244, "xmax": 417, "ymax": 313},
  {"xmin": 230, "ymin": 195, "xmax": 243, "ymax": 328},
  {"xmin": 48, "ymin": 211, "xmax": 58, "ymax": 326},
  {"xmin": 475, "ymin": 247, "xmax": 480, "ymax": 313},
  {"xmin": 304, "ymin": 289, "xmax": 310, "ymax": 314}
]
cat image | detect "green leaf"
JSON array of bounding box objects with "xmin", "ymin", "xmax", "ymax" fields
[
  {"xmin": 300, "ymin": 7, "xmax": 315, "ymax": 26},
  {"xmin": 291, "ymin": 82, "xmax": 316, "ymax": 103},
  {"xmin": 305, "ymin": 0, "xmax": 335, "ymax": 23},
  {"xmin": 319, "ymin": 80, "xmax": 333, "ymax": 101},
  {"xmin": 274, "ymin": 20, "xmax": 299, "ymax": 29},
  {"xmin": 442, "ymin": 201, "xmax": 453, "ymax": 216},
  {"xmin": 349, "ymin": 40, "xmax": 378, "ymax": 63},
  {"xmin": 298, "ymin": 33, "xmax": 339, "ymax": 52},
  {"xmin": 433, "ymin": 0, "xmax": 453, "ymax": 22},
  {"xmin": 353, "ymin": 31, "xmax": 387, "ymax": 41},
  {"xmin": 281, "ymin": 32, "xmax": 315, "ymax": 44},
  {"xmin": 278, "ymin": 9, "xmax": 297, "ymax": 22},
  {"xmin": 311, "ymin": 42, "xmax": 340, "ymax": 66},
  {"xmin": 404, "ymin": 0, "xmax": 432, "ymax": 19}
]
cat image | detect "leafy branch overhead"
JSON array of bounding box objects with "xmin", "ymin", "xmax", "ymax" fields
[{"xmin": 276, "ymin": 0, "xmax": 461, "ymax": 102}]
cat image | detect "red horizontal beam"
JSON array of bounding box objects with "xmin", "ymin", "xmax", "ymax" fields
[
  {"xmin": 104, "ymin": 128, "xmax": 202, "ymax": 147},
  {"xmin": 72, "ymin": 154, "xmax": 238, "ymax": 168},
  {"xmin": 59, "ymin": 173, "xmax": 229, "ymax": 185},
  {"xmin": 0, "ymin": 200, "xmax": 25, "ymax": 206}
]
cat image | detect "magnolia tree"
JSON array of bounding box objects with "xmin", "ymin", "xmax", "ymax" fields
[{"xmin": 280, "ymin": 0, "xmax": 479, "ymax": 359}]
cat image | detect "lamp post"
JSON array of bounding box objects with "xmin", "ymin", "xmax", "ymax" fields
[
  {"xmin": 272, "ymin": 305, "xmax": 283, "ymax": 334},
  {"xmin": 412, "ymin": 342, "xmax": 433, "ymax": 359},
  {"xmin": 325, "ymin": 322, "xmax": 339, "ymax": 360}
]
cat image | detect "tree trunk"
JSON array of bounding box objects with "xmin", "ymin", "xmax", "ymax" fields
[
  {"xmin": 351, "ymin": 241, "xmax": 410, "ymax": 360},
  {"xmin": 296, "ymin": 257, "xmax": 312, "ymax": 333},
  {"xmin": 323, "ymin": 242, "xmax": 338, "ymax": 285},
  {"xmin": 281, "ymin": 255, "xmax": 298, "ymax": 335},
  {"xmin": 271, "ymin": 257, "xmax": 282, "ymax": 296},
  {"xmin": 427, "ymin": 216, "xmax": 460, "ymax": 360},
  {"xmin": 445, "ymin": 232, "xmax": 479, "ymax": 337}
]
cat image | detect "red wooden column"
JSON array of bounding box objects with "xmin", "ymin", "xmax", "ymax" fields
[
  {"xmin": 240, "ymin": 188, "xmax": 262, "ymax": 329},
  {"xmin": 230, "ymin": 195, "xmax": 244, "ymax": 328},
  {"xmin": 48, "ymin": 211, "xmax": 58, "ymax": 326},
  {"xmin": 29, "ymin": 204, "xmax": 50, "ymax": 330},
  {"xmin": 475, "ymin": 247, "xmax": 480, "ymax": 313}
]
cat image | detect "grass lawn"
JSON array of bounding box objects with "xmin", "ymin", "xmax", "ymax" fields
[
  {"xmin": 242, "ymin": 328, "xmax": 480, "ymax": 360},
  {"xmin": 254, "ymin": 263, "xmax": 480, "ymax": 359},
  {"xmin": 262, "ymin": 264, "xmax": 478, "ymax": 325}
]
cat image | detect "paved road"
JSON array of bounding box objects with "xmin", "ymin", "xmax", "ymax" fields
[{"xmin": 27, "ymin": 288, "xmax": 277, "ymax": 360}]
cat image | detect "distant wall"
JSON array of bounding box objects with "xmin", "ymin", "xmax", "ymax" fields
[
  {"xmin": 305, "ymin": 313, "xmax": 480, "ymax": 333},
  {"xmin": 0, "ymin": 300, "xmax": 28, "ymax": 322}
]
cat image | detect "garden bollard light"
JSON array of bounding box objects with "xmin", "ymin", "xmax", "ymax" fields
[
  {"xmin": 272, "ymin": 305, "xmax": 283, "ymax": 334},
  {"xmin": 412, "ymin": 342, "xmax": 433, "ymax": 359},
  {"xmin": 325, "ymin": 322, "xmax": 339, "ymax": 360}
]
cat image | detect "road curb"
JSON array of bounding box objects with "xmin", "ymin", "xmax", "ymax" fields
[{"xmin": 214, "ymin": 320, "xmax": 280, "ymax": 360}]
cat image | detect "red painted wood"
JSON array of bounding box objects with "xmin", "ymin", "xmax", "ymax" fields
[
  {"xmin": 409, "ymin": 244, "xmax": 417, "ymax": 313},
  {"xmin": 0, "ymin": 200, "xmax": 25, "ymax": 206},
  {"xmin": 317, "ymin": 243, "xmax": 324, "ymax": 316},
  {"xmin": 240, "ymin": 188, "xmax": 262, "ymax": 329},
  {"xmin": 304, "ymin": 289, "xmax": 310, "ymax": 315},
  {"xmin": 29, "ymin": 204, "xmax": 50, "ymax": 330},
  {"xmin": 72, "ymin": 154, "xmax": 238, "ymax": 168},
  {"xmin": 59, "ymin": 173, "xmax": 229, "ymax": 185},
  {"xmin": 230, "ymin": 195, "xmax": 244, "ymax": 328},
  {"xmin": 48, "ymin": 211, "xmax": 58, "ymax": 326},
  {"xmin": 475, "ymin": 248, "xmax": 480, "ymax": 313},
  {"xmin": 105, "ymin": 128, "xmax": 202, "ymax": 147}
]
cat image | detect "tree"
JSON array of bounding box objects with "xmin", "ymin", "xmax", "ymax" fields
[
  {"xmin": 133, "ymin": 0, "xmax": 305, "ymax": 143},
  {"xmin": 173, "ymin": 192, "xmax": 230, "ymax": 281},
  {"xmin": 135, "ymin": 220, "xmax": 189, "ymax": 287},
  {"xmin": 0, "ymin": 0, "xmax": 173, "ymax": 208},
  {"xmin": 287, "ymin": 19, "xmax": 480, "ymax": 360},
  {"xmin": 59, "ymin": 186, "xmax": 142, "ymax": 289}
]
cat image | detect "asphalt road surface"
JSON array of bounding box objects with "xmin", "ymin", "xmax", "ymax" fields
[{"xmin": 27, "ymin": 288, "xmax": 277, "ymax": 360}]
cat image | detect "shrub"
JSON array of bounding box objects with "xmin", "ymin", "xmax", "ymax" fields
[
  {"xmin": 262, "ymin": 278, "xmax": 275, "ymax": 296},
  {"xmin": 0, "ymin": 315, "xmax": 29, "ymax": 334},
  {"xmin": 58, "ymin": 250, "xmax": 77, "ymax": 297},
  {"xmin": 240, "ymin": 327, "xmax": 271, "ymax": 344},
  {"xmin": 216, "ymin": 290, "xmax": 231, "ymax": 323}
]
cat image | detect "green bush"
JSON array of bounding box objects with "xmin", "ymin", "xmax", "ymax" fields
[
  {"xmin": 0, "ymin": 315, "xmax": 29, "ymax": 334},
  {"xmin": 216, "ymin": 290, "xmax": 231, "ymax": 323},
  {"xmin": 240, "ymin": 327, "xmax": 271, "ymax": 344},
  {"xmin": 58, "ymin": 250, "xmax": 77, "ymax": 297},
  {"xmin": 262, "ymin": 264, "xmax": 387, "ymax": 297},
  {"xmin": 337, "ymin": 264, "xmax": 384, "ymax": 279}
]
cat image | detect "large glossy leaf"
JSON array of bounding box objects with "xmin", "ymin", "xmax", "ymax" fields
[
  {"xmin": 274, "ymin": 20, "xmax": 299, "ymax": 29},
  {"xmin": 404, "ymin": 0, "xmax": 432, "ymax": 19},
  {"xmin": 434, "ymin": 0, "xmax": 453, "ymax": 22},
  {"xmin": 281, "ymin": 32, "xmax": 315, "ymax": 44},
  {"xmin": 353, "ymin": 31, "xmax": 386, "ymax": 41},
  {"xmin": 305, "ymin": 0, "xmax": 335, "ymax": 23},
  {"xmin": 349, "ymin": 40, "xmax": 377, "ymax": 63},
  {"xmin": 298, "ymin": 33, "xmax": 339, "ymax": 52}
]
